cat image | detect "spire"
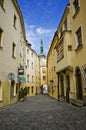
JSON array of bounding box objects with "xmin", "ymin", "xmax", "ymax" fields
[{"xmin": 40, "ymin": 39, "xmax": 44, "ymax": 55}]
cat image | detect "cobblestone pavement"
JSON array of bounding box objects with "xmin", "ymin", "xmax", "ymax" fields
[{"xmin": 0, "ymin": 94, "xmax": 86, "ymax": 130}]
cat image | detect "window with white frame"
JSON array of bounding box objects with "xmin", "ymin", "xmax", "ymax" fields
[
  {"xmin": 75, "ymin": 26, "xmax": 82, "ymax": 49},
  {"xmin": 73, "ymin": 0, "xmax": 80, "ymax": 17},
  {"xmin": 12, "ymin": 42, "xmax": 16, "ymax": 58},
  {"xmin": 0, "ymin": 28, "xmax": 3, "ymax": 48}
]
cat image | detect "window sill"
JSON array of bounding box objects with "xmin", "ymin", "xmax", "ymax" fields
[
  {"xmin": 75, "ymin": 44, "xmax": 83, "ymax": 51},
  {"xmin": 73, "ymin": 7, "xmax": 80, "ymax": 19}
]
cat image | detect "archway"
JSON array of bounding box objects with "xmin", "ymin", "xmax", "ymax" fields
[
  {"xmin": 60, "ymin": 75, "xmax": 64, "ymax": 97},
  {"xmin": 75, "ymin": 67, "xmax": 83, "ymax": 100}
]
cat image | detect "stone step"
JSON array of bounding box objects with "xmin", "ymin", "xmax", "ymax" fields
[{"xmin": 71, "ymin": 99, "xmax": 84, "ymax": 107}]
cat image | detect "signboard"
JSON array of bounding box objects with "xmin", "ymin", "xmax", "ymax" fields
[
  {"xmin": 18, "ymin": 67, "xmax": 24, "ymax": 75},
  {"xmin": 8, "ymin": 73, "xmax": 15, "ymax": 81},
  {"xmin": 18, "ymin": 77, "xmax": 26, "ymax": 83}
]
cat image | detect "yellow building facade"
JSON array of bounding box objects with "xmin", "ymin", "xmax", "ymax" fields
[
  {"xmin": 48, "ymin": 0, "xmax": 86, "ymax": 105},
  {"xmin": 55, "ymin": 5, "xmax": 74, "ymax": 102},
  {"xmin": 47, "ymin": 33, "xmax": 58, "ymax": 99},
  {"xmin": 0, "ymin": 0, "xmax": 26, "ymax": 106},
  {"xmin": 70, "ymin": 0, "xmax": 86, "ymax": 104}
]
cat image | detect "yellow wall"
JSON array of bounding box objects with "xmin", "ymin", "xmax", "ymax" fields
[
  {"xmin": 47, "ymin": 34, "xmax": 58, "ymax": 99},
  {"xmin": 70, "ymin": 0, "xmax": 86, "ymax": 100}
]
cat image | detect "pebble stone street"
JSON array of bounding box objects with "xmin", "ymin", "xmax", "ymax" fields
[{"xmin": 0, "ymin": 95, "xmax": 86, "ymax": 130}]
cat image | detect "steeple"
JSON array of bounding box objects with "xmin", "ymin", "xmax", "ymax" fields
[{"xmin": 40, "ymin": 39, "xmax": 44, "ymax": 55}]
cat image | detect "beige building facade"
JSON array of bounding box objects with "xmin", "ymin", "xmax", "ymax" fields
[
  {"xmin": 0, "ymin": 0, "xmax": 26, "ymax": 106},
  {"xmin": 25, "ymin": 41, "xmax": 40, "ymax": 96}
]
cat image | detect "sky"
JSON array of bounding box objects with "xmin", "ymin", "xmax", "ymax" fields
[{"xmin": 18, "ymin": 0, "xmax": 69, "ymax": 56}]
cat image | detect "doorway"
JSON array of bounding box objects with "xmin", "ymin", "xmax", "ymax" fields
[
  {"xmin": 60, "ymin": 75, "xmax": 64, "ymax": 97},
  {"xmin": 75, "ymin": 67, "xmax": 83, "ymax": 100},
  {"xmin": 66, "ymin": 75, "xmax": 70, "ymax": 103}
]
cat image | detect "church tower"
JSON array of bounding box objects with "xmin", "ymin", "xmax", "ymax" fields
[{"xmin": 40, "ymin": 39, "xmax": 44, "ymax": 55}]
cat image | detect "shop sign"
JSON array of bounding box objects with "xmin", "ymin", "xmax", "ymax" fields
[{"xmin": 18, "ymin": 67, "xmax": 24, "ymax": 75}]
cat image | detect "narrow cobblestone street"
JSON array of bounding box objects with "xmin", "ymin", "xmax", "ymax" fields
[{"xmin": 0, "ymin": 94, "xmax": 86, "ymax": 130}]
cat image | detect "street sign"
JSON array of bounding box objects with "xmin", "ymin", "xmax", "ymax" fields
[
  {"xmin": 18, "ymin": 77, "xmax": 26, "ymax": 83},
  {"xmin": 8, "ymin": 73, "xmax": 15, "ymax": 81}
]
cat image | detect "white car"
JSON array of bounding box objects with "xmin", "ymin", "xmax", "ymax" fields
[{"xmin": 42, "ymin": 84, "xmax": 48, "ymax": 94}]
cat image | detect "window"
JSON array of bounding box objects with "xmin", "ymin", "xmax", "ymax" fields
[
  {"xmin": 28, "ymin": 87, "xmax": 30, "ymax": 94},
  {"xmin": 31, "ymin": 52, "xmax": 33, "ymax": 57},
  {"xmin": 42, "ymin": 69, "xmax": 45, "ymax": 74},
  {"xmin": 0, "ymin": 80, "xmax": 2, "ymax": 101},
  {"xmin": 56, "ymin": 39, "xmax": 64, "ymax": 62},
  {"xmin": 27, "ymin": 49, "xmax": 29, "ymax": 54},
  {"xmin": 13, "ymin": 14, "xmax": 17, "ymax": 29},
  {"xmin": 27, "ymin": 75, "xmax": 29, "ymax": 82},
  {"xmin": 68, "ymin": 45, "xmax": 72, "ymax": 51},
  {"xmin": 11, "ymin": 80, "xmax": 16, "ymax": 97},
  {"xmin": 32, "ymin": 75, "xmax": 34, "ymax": 82},
  {"xmin": 0, "ymin": 0, "xmax": 5, "ymax": 10},
  {"xmin": 31, "ymin": 86, "xmax": 33, "ymax": 93},
  {"xmin": 27, "ymin": 60, "xmax": 29, "ymax": 67},
  {"xmin": 32, "ymin": 62, "xmax": 33, "ymax": 69},
  {"xmin": 12, "ymin": 42, "xmax": 16, "ymax": 58},
  {"xmin": 64, "ymin": 18, "xmax": 67, "ymax": 30},
  {"xmin": 73, "ymin": 0, "xmax": 80, "ymax": 17},
  {"xmin": 43, "ymin": 76, "xmax": 46, "ymax": 81},
  {"xmin": 75, "ymin": 26, "xmax": 82, "ymax": 49},
  {"xmin": 0, "ymin": 28, "xmax": 3, "ymax": 48},
  {"xmin": 60, "ymin": 27, "xmax": 63, "ymax": 37}
]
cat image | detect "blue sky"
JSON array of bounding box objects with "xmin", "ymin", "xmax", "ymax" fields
[{"xmin": 18, "ymin": 0, "xmax": 69, "ymax": 55}]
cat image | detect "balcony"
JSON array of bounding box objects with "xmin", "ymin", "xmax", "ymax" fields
[{"xmin": 56, "ymin": 31, "xmax": 72, "ymax": 73}]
